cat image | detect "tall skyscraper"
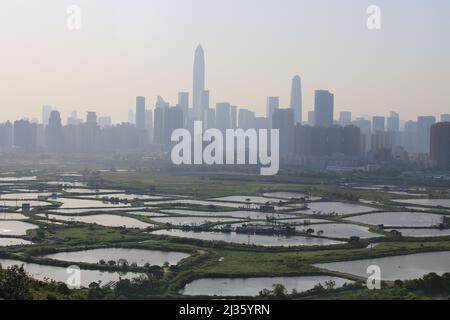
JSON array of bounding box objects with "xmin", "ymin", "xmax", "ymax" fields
[
  {"xmin": 145, "ymin": 110, "xmax": 153, "ymax": 143},
  {"xmin": 205, "ymin": 108, "xmax": 216, "ymax": 129},
  {"xmin": 14, "ymin": 120, "xmax": 37, "ymax": 151},
  {"xmin": 193, "ymin": 45, "xmax": 205, "ymax": 121},
  {"xmin": 402, "ymin": 121, "xmax": 418, "ymax": 153},
  {"xmin": 0, "ymin": 121, "xmax": 13, "ymax": 151},
  {"xmin": 339, "ymin": 112, "xmax": 352, "ymax": 126},
  {"xmin": 216, "ymin": 103, "xmax": 231, "ymax": 133},
  {"xmin": 164, "ymin": 107, "xmax": 184, "ymax": 150},
  {"xmin": 430, "ymin": 122, "xmax": 450, "ymax": 170},
  {"xmin": 417, "ymin": 116, "xmax": 436, "ymax": 154},
  {"xmin": 238, "ymin": 108, "xmax": 256, "ymax": 130},
  {"xmin": 136, "ymin": 96, "xmax": 146, "ymax": 130},
  {"xmin": 178, "ymin": 92, "xmax": 189, "ymax": 110},
  {"xmin": 352, "ymin": 118, "xmax": 371, "ymax": 153},
  {"xmin": 372, "ymin": 116, "xmax": 386, "ymax": 132},
  {"xmin": 153, "ymin": 106, "xmax": 167, "ymax": 146},
  {"xmin": 314, "ymin": 90, "xmax": 334, "ymax": 126},
  {"xmin": 272, "ymin": 108, "xmax": 295, "ymax": 157},
  {"xmin": 46, "ymin": 110, "xmax": 64, "ymax": 152},
  {"xmin": 290, "ymin": 75, "xmax": 303, "ymax": 124},
  {"xmin": 86, "ymin": 112, "xmax": 97, "ymax": 126},
  {"xmin": 254, "ymin": 117, "xmax": 268, "ymax": 130},
  {"xmin": 177, "ymin": 92, "xmax": 190, "ymax": 126},
  {"xmin": 200, "ymin": 90, "xmax": 210, "ymax": 122},
  {"xmin": 230, "ymin": 106, "xmax": 238, "ymax": 129},
  {"xmin": 42, "ymin": 105, "xmax": 53, "ymax": 126},
  {"xmin": 387, "ymin": 112, "xmax": 400, "ymax": 132},
  {"xmin": 266, "ymin": 97, "xmax": 279, "ymax": 128},
  {"xmin": 308, "ymin": 111, "xmax": 315, "ymax": 126}
]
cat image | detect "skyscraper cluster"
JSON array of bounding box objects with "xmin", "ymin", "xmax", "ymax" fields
[{"xmin": 0, "ymin": 45, "xmax": 449, "ymax": 170}]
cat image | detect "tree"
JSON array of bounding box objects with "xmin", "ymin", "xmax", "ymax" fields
[
  {"xmin": 324, "ymin": 280, "xmax": 336, "ymax": 291},
  {"xmin": 118, "ymin": 259, "xmax": 129, "ymax": 268},
  {"xmin": 272, "ymin": 284, "xmax": 288, "ymax": 299},
  {"xmin": 0, "ymin": 265, "xmax": 31, "ymax": 300},
  {"xmin": 107, "ymin": 260, "xmax": 117, "ymax": 266}
]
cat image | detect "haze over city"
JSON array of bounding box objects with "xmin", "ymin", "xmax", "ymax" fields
[
  {"xmin": 3, "ymin": 0, "xmax": 450, "ymax": 306},
  {"xmin": 1, "ymin": 0, "xmax": 449, "ymax": 122}
]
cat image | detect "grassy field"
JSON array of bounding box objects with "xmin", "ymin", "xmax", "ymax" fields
[
  {"xmin": 2, "ymin": 170, "xmax": 450, "ymax": 299},
  {"xmin": 97, "ymin": 171, "xmax": 405, "ymax": 203},
  {"xmin": 181, "ymin": 241, "xmax": 450, "ymax": 276}
]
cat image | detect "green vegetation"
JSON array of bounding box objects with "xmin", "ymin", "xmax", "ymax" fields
[{"xmin": 1, "ymin": 169, "xmax": 450, "ymax": 300}]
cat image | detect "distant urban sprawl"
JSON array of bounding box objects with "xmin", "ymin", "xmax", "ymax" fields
[{"xmin": 1, "ymin": 45, "xmax": 450, "ymax": 172}]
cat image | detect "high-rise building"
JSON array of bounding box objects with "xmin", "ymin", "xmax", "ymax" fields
[
  {"xmin": 136, "ymin": 96, "xmax": 146, "ymax": 130},
  {"xmin": 0, "ymin": 121, "xmax": 13, "ymax": 151},
  {"xmin": 98, "ymin": 117, "xmax": 112, "ymax": 128},
  {"xmin": 205, "ymin": 109, "xmax": 216, "ymax": 129},
  {"xmin": 86, "ymin": 112, "xmax": 97, "ymax": 126},
  {"xmin": 128, "ymin": 109, "xmax": 135, "ymax": 125},
  {"xmin": 81, "ymin": 112, "xmax": 99, "ymax": 153},
  {"xmin": 164, "ymin": 107, "xmax": 184, "ymax": 150},
  {"xmin": 177, "ymin": 92, "xmax": 190, "ymax": 126},
  {"xmin": 153, "ymin": 106, "xmax": 167, "ymax": 146},
  {"xmin": 417, "ymin": 116, "xmax": 436, "ymax": 154},
  {"xmin": 42, "ymin": 105, "xmax": 53, "ymax": 126},
  {"xmin": 200, "ymin": 90, "xmax": 210, "ymax": 124},
  {"xmin": 145, "ymin": 110, "xmax": 153, "ymax": 143},
  {"xmin": 386, "ymin": 112, "xmax": 400, "ymax": 148},
  {"xmin": 308, "ymin": 111, "xmax": 315, "ymax": 126},
  {"xmin": 230, "ymin": 106, "xmax": 238, "ymax": 129},
  {"xmin": 178, "ymin": 92, "xmax": 189, "ymax": 111},
  {"xmin": 266, "ymin": 97, "xmax": 279, "ymax": 128},
  {"xmin": 14, "ymin": 120, "xmax": 37, "ymax": 151},
  {"xmin": 272, "ymin": 108, "xmax": 294, "ymax": 158},
  {"xmin": 290, "ymin": 75, "xmax": 302, "ymax": 124},
  {"xmin": 254, "ymin": 117, "xmax": 268, "ymax": 130},
  {"xmin": 352, "ymin": 118, "xmax": 372, "ymax": 153},
  {"xmin": 402, "ymin": 121, "xmax": 418, "ymax": 153},
  {"xmin": 339, "ymin": 112, "xmax": 352, "ymax": 126},
  {"xmin": 372, "ymin": 116, "xmax": 386, "ymax": 132},
  {"xmin": 153, "ymin": 105, "xmax": 184, "ymax": 150},
  {"xmin": 387, "ymin": 112, "xmax": 400, "ymax": 132},
  {"xmin": 430, "ymin": 122, "xmax": 450, "ymax": 170},
  {"xmin": 314, "ymin": 90, "xmax": 334, "ymax": 126},
  {"xmin": 216, "ymin": 103, "xmax": 231, "ymax": 133},
  {"xmin": 155, "ymin": 96, "xmax": 170, "ymax": 109},
  {"xmin": 343, "ymin": 125, "xmax": 363, "ymax": 158},
  {"xmin": 294, "ymin": 125, "xmax": 361, "ymax": 159},
  {"xmin": 67, "ymin": 111, "xmax": 82, "ymax": 126},
  {"xmin": 45, "ymin": 110, "xmax": 64, "ymax": 152},
  {"xmin": 193, "ymin": 45, "xmax": 205, "ymax": 121},
  {"xmin": 238, "ymin": 109, "xmax": 256, "ymax": 130},
  {"xmin": 441, "ymin": 114, "xmax": 450, "ymax": 122}
]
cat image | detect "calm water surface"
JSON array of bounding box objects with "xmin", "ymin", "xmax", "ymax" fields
[
  {"xmin": 182, "ymin": 276, "xmax": 352, "ymax": 296},
  {"xmin": 315, "ymin": 251, "xmax": 450, "ymax": 280},
  {"xmin": 44, "ymin": 248, "xmax": 189, "ymax": 266}
]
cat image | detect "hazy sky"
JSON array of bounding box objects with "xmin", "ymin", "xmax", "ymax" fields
[{"xmin": 1, "ymin": 0, "xmax": 449, "ymax": 123}]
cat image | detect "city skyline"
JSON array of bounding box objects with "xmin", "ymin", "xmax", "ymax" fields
[
  {"xmin": 0, "ymin": 0, "xmax": 449, "ymax": 122},
  {"xmin": 4, "ymin": 43, "xmax": 450, "ymax": 128}
]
